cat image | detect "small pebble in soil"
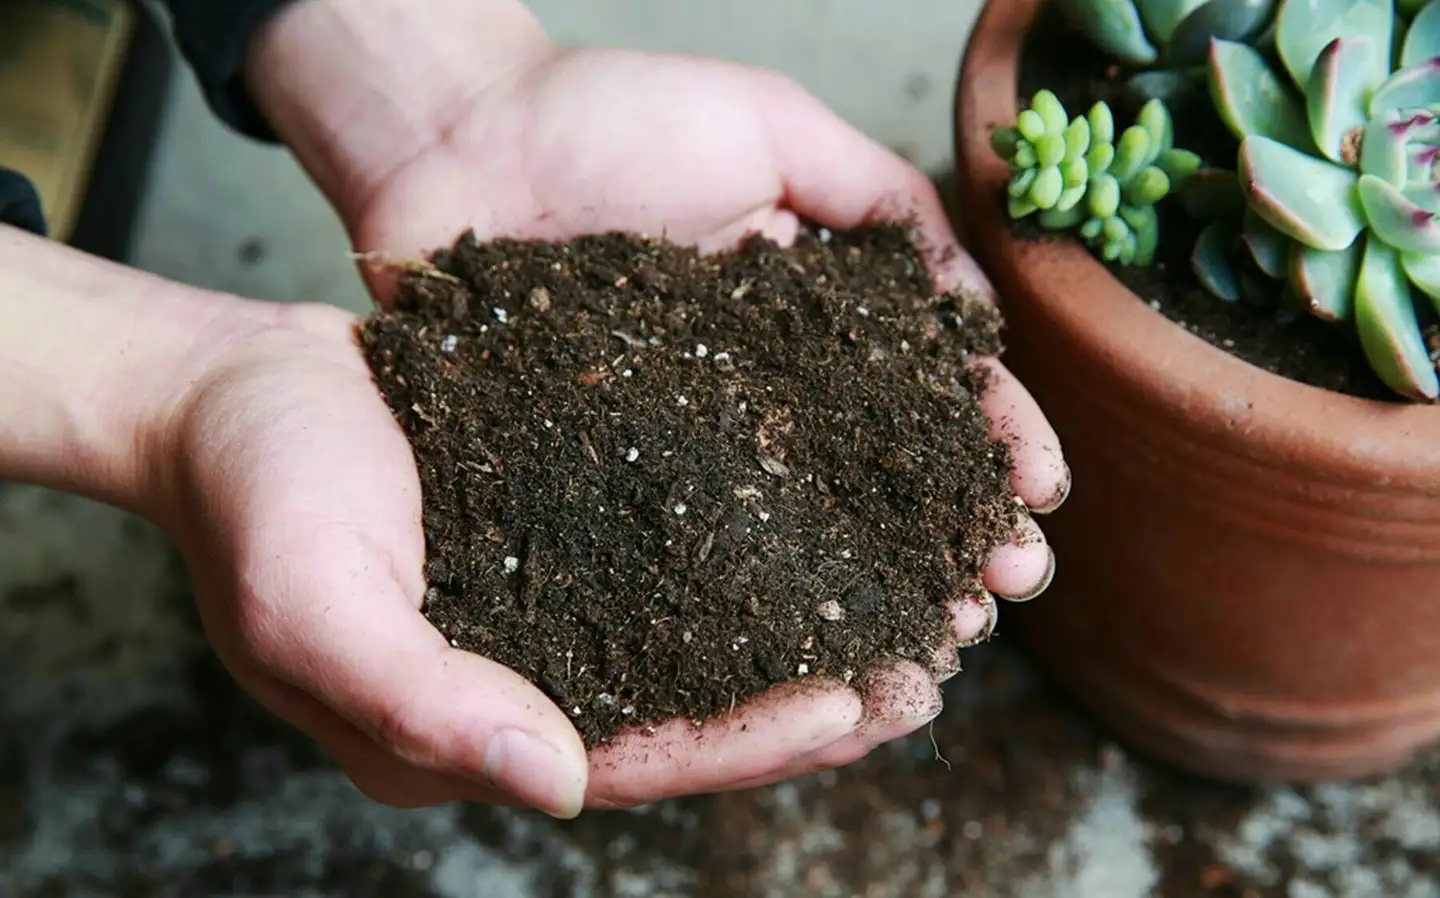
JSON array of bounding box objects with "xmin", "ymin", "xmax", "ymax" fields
[{"xmin": 358, "ymin": 223, "xmax": 1023, "ymax": 747}]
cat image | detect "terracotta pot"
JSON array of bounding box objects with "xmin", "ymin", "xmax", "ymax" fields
[{"xmin": 953, "ymin": 0, "xmax": 1440, "ymax": 783}]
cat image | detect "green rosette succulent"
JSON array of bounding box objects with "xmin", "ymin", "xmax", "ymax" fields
[
  {"xmin": 1058, "ymin": 0, "xmax": 1278, "ymax": 68},
  {"xmin": 1198, "ymin": 0, "xmax": 1440, "ymax": 400},
  {"xmin": 992, "ymin": 90, "xmax": 1202, "ymax": 266}
]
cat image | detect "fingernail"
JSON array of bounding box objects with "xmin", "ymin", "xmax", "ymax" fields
[
  {"xmin": 1032, "ymin": 463, "xmax": 1072, "ymax": 516},
  {"xmin": 1003, "ymin": 547, "xmax": 1055, "ymax": 603},
  {"xmin": 955, "ymin": 589, "xmax": 999, "ymax": 648},
  {"xmin": 483, "ymin": 728, "xmax": 587, "ymax": 819}
]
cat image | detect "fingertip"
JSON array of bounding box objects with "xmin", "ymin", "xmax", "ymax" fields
[
  {"xmin": 973, "ymin": 357, "xmax": 1069, "ymax": 511},
  {"xmin": 948, "ymin": 587, "xmax": 999, "ymax": 648},
  {"xmin": 982, "ymin": 515, "xmax": 1056, "ymax": 602}
]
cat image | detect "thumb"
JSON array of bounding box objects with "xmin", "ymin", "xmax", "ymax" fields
[{"xmin": 758, "ymin": 77, "xmax": 995, "ymax": 296}]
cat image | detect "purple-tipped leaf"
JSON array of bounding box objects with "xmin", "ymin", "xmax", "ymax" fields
[
  {"xmin": 1402, "ymin": 1, "xmax": 1440, "ymax": 69},
  {"xmin": 1357, "ymin": 111, "xmax": 1433, "ymax": 185},
  {"xmin": 1238, "ymin": 136, "xmax": 1364, "ymax": 251},
  {"xmin": 1354, "ymin": 236, "xmax": 1440, "ymax": 401},
  {"xmin": 1209, "ymin": 39, "xmax": 1314, "ymax": 151},
  {"xmin": 1357, "ymin": 173, "xmax": 1440, "ymax": 254},
  {"xmin": 1369, "ymin": 58, "xmax": 1440, "ymax": 118},
  {"xmin": 1306, "ymin": 37, "xmax": 1382, "ymax": 164},
  {"xmin": 1290, "ymin": 241, "xmax": 1360, "ymax": 321},
  {"xmin": 1275, "ymin": 0, "xmax": 1392, "ymax": 90}
]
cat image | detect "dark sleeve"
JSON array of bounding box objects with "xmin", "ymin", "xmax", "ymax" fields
[
  {"xmin": 158, "ymin": 0, "xmax": 299, "ymax": 142},
  {"xmin": 0, "ymin": 168, "xmax": 47, "ymax": 236}
]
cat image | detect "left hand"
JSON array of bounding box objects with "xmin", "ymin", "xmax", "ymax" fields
[{"xmin": 244, "ymin": 0, "xmax": 1069, "ymax": 809}]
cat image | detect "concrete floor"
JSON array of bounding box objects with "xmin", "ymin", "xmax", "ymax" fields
[{"xmin": 129, "ymin": 0, "xmax": 983, "ymax": 311}]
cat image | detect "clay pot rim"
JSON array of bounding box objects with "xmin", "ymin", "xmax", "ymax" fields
[{"xmin": 953, "ymin": 0, "xmax": 1440, "ymax": 487}]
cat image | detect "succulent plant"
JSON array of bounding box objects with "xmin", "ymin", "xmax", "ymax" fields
[
  {"xmin": 1058, "ymin": 0, "xmax": 1278, "ymax": 68},
  {"xmin": 1197, "ymin": 0, "xmax": 1440, "ymax": 400},
  {"xmin": 992, "ymin": 90, "xmax": 1202, "ymax": 266}
]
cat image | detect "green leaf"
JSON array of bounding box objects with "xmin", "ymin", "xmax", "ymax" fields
[
  {"xmin": 1124, "ymin": 203, "xmax": 1162, "ymax": 265},
  {"xmin": 1192, "ymin": 223, "xmax": 1242, "ymax": 301},
  {"xmin": 1359, "ymin": 112, "xmax": 1421, "ymax": 186},
  {"xmin": 1064, "ymin": 117, "xmax": 1092, "ymax": 161},
  {"xmin": 1056, "ymin": 183, "xmax": 1090, "ymax": 213},
  {"xmin": 1180, "ymin": 168, "xmax": 1246, "ymax": 221},
  {"xmin": 1135, "ymin": 0, "xmax": 1208, "ymax": 45},
  {"xmin": 1354, "ymin": 236, "xmax": 1440, "ymax": 401},
  {"xmin": 1401, "ymin": 250, "xmax": 1440, "ymax": 302},
  {"xmin": 1208, "ymin": 39, "xmax": 1314, "ymax": 152},
  {"xmin": 1036, "ymin": 133, "xmax": 1068, "ymax": 167},
  {"xmin": 1031, "ymin": 166, "xmax": 1066, "ymax": 210},
  {"xmin": 1009, "ymin": 168, "xmax": 1038, "ymax": 198},
  {"xmin": 1238, "ymin": 136, "xmax": 1364, "ymax": 251},
  {"xmin": 1125, "ymin": 167, "xmax": 1172, "ymax": 206},
  {"xmin": 1290, "ymin": 242, "xmax": 1360, "ymax": 321},
  {"xmin": 1157, "ymin": 148, "xmax": 1203, "ymax": 183},
  {"xmin": 1370, "ymin": 59, "xmax": 1440, "ymax": 119},
  {"xmin": 1089, "ymin": 103, "xmax": 1116, "ymax": 145},
  {"xmin": 1305, "ymin": 37, "xmax": 1383, "ymax": 164},
  {"xmin": 991, "ymin": 127, "xmax": 1022, "ymax": 159},
  {"xmin": 1275, "ymin": 0, "xmax": 1393, "ymax": 90},
  {"xmin": 1040, "ymin": 204, "xmax": 1088, "ymax": 229},
  {"xmin": 1358, "ymin": 173, "xmax": 1440, "ymax": 254},
  {"xmin": 1404, "ymin": 180, "xmax": 1440, "ymax": 213},
  {"xmin": 1136, "ymin": 99, "xmax": 1174, "ymax": 164},
  {"xmin": 1242, "ymin": 207, "xmax": 1290, "ymax": 278},
  {"xmin": 1032, "ymin": 90, "xmax": 1070, "ymax": 134},
  {"xmin": 1110, "ymin": 125, "xmax": 1153, "ymax": 182},
  {"xmin": 1401, "ymin": 0, "xmax": 1440, "ymax": 70},
  {"xmin": 1122, "ymin": 70, "xmax": 1206, "ymax": 108},
  {"xmin": 1060, "ymin": 0, "xmax": 1161, "ymax": 65},
  {"xmin": 1090, "ymin": 173, "xmax": 1122, "ymax": 218},
  {"xmin": 1165, "ymin": 0, "xmax": 1278, "ymax": 67}
]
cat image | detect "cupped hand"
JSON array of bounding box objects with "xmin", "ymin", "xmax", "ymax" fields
[{"xmin": 225, "ymin": 36, "xmax": 1068, "ymax": 815}]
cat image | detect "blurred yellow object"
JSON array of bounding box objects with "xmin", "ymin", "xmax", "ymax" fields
[{"xmin": 0, "ymin": 0, "xmax": 135, "ymax": 242}]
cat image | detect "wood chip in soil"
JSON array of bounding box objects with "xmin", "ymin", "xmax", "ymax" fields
[{"xmin": 358, "ymin": 223, "xmax": 1022, "ymax": 747}]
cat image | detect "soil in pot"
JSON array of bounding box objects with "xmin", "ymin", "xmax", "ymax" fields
[
  {"xmin": 357, "ymin": 224, "xmax": 1022, "ymax": 748},
  {"xmin": 1007, "ymin": 5, "xmax": 1440, "ymax": 403}
]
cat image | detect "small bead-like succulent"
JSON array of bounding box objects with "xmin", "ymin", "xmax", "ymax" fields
[
  {"xmin": 993, "ymin": 90, "xmax": 1202, "ymax": 266},
  {"xmin": 1198, "ymin": 0, "xmax": 1440, "ymax": 400},
  {"xmin": 1058, "ymin": 0, "xmax": 1278, "ymax": 68}
]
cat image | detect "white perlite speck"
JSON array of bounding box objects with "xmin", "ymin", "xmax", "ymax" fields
[
  {"xmin": 695, "ymin": 344, "xmax": 709, "ymax": 358},
  {"xmin": 625, "ymin": 447, "xmax": 640, "ymax": 463},
  {"xmin": 440, "ymin": 334, "xmax": 458, "ymax": 352},
  {"xmin": 503, "ymin": 556, "xmax": 520, "ymax": 574}
]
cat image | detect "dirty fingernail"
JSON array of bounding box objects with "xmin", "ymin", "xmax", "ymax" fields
[
  {"xmin": 483, "ymin": 728, "xmax": 587, "ymax": 819},
  {"xmin": 1032, "ymin": 463, "xmax": 1072, "ymax": 515},
  {"xmin": 953, "ymin": 588, "xmax": 999, "ymax": 648}
]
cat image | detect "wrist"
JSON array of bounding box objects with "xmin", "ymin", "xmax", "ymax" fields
[
  {"xmin": 0, "ymin": 228, "xmax": 270, "ymax": 519},
  {"xmin": 244, "ymin": 0, "xmax": 553, "ymax": 225}
]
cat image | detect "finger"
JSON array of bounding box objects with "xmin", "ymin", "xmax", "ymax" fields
[
  {"xmin": 983, "ymin": 512, "xmax": 1056, "ymax": 602},
  {"xmin": 237, "ymin": 525, "xmax": 589, "ymax": 818},
  {"xmin": 973, "ymin": 357, "xmax": 1070, "ymax": 513},
  {"xmin": 757, "ymin": 75, "xmax": 992, "ymax": 297},
  {"xmin": 723, "ymin": 660, "xmax": 944, "ymax": 792},
  {"xmin": 585, "ymin": 678, "xmax": 863, "ymax": 808},
  {"xmin": 244, "ymin": 668, "xmax": 519, "ymax": 808}
]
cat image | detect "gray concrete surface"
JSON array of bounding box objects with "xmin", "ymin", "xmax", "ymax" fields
[{"xmin": 6, "ymin": 1, "xmax": 1440, "ymax": 895}]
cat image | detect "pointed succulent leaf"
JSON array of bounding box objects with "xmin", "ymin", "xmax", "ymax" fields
[
  {"xmin": 1062, "ymin": 159, "xmax": 1090, "ymax": 188},
  {"xmin": 1192, "ymin": 223, "xmax": 1242, "ymax": 301},
  {"xmin": 1031, "ymin": 166, "xmax": 1066, "ymax": 210},
  {"xmin": 1238, "ymin": 136, "xmax": 1364, "ymax": 251},
  {"xmin": 1275, "ymin": 0, "xmax": 1392, "ymax": 90},
  {"xmin": 1180, "ymin": 168, "xmax": 1246, "ymax": 221},
  {"xmin": 1088, "ymin": 103, "xmax": 1116, "ymax": 146},
  {"xmin": 1402, "ymin": 250, "xmax": 1440, "ymax": 302},
  {"xmin": 1289, "ymin": 241, "xmax": 1360, "ymax": 321},
  {"xmin": 1306, "ymin": 37, "xmax": 1382, "ymax": 164},
  {"xmin": 1009, "ymin": 168, "xmax": 1038, "ymax": 198},
  {"xmin": 1369, "ymin": 58, "xmax": 1440, "ymax": 119},
  {"xmin": 1403, "ymin": 180, "xmax": 1440, "ymax": 213},
  {"xmin": 1359, "ymin": 112, "xmax": 1422, "ymax": 185},
  {"xmin": 1086, "ymin": 142, "xmax": 1117, "ymax": 175},
  {"xmin": 1208, "ymin": 39, "xmax": 1314, "ymax": 152},
  {"xmin": 1059, "ymin": 0, "xmax": 1161, "ymax": 65},
  {"xmin": 1090, "ymin": 173, "xmax": 1122, "ymax": 219},
  {"xmin": 1403, "ymin": 1, "xmax": 1440, "ymax": 69},
  {"xmin": 1123, "ymin": 203, "xmax": 1161, "ymax": 265},
  {"xmin": 1039, "ymin": 204, "xmax": 1087, "ymax": 229},
  {"xmin": 1354, "ymin": 236, "xmax": 1440, "ymax": 401},
  {"xmin": 1242, "ymin": 207, "xmax": 1290, "ymax": 278},
  {"xmin": 1357, "ymin": 173, "xmax": 1440, "ymax": 254},
  {"xmin": 1110, "ymin": 125, "xmax": 1153, "ymax": 182},
  {"xmin": 1136, "ymin": 98, "xmax": 1174, "ymax": 165},
  {"xmin": 1135, "ymin": 0, "xmax": 1208, "ymax": 45},
  {"xmin": 1166, "ymin": 0, "xmax": 1279, "ymax": 67},
  {"xmin": 1036, "ymin": 133, "xmax": 1068, "ymax": 168}
]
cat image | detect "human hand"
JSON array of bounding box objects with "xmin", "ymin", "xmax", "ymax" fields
[{"xmin": 241, "ymin": 0, "xmax": 1070, "ymax": 812}]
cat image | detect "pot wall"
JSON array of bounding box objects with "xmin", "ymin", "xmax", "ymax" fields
[{"xmin": 954, "ymin": 0, "xmax": 1440, "ymax": 782}]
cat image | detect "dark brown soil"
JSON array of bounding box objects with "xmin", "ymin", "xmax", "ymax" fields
[
  {"xmin": 357, "ymin": 224, "xmax": 1022, "ymax": 747},
  {"xmin": 1011, "ymin": 5, "xmax": 1422, "ymax": 402}
]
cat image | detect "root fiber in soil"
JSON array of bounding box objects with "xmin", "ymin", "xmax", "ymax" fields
[{"xmin": 358, "ymin": 224, "xmax": 1022, "ymax": 747}]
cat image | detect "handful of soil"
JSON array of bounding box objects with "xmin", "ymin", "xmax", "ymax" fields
[{"xmin": 358, "ymin": 224, "xmax": 1022, "ymax": 747}]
